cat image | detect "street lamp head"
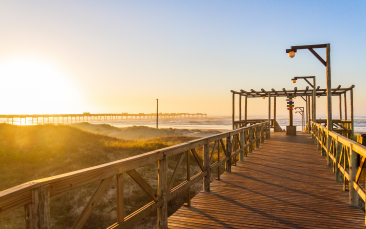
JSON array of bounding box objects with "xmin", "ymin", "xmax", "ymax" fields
[
  {"xmin": 289, "ymin": 51, "xmax": 296, "ymax": 58},
  {"xmin": 286, "ymin": 48, "xmax": 297, "ymax": 58},
  {"xmin": 292, "ymin": 79, "xmax": 297, "ymax": 83}
]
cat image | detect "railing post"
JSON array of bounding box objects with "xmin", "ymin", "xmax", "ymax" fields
[
  {"xmin": 226, "ymin": 134, "xmax": 232, "ymax": 173},
  {"xmin": 157, "ymin": 155, "xmax": 168, "ymax": 228},
  {"xmin": 203, "ymin": 143, "xmax": 210, "ymax": 192},
  {"xmin": 326, "ymin": 132, "xmax": 331, "ymax": 166},
  {"xmin": 335, "ymin": 138, "xmax": 342, "ymax": 182},
  {"xmin": 349, "ymin": 143, "xmax": 358, "ymax": 206},
  {"xmin": 244, "ymin": 129, "xmax": 248, "ymax": 156},
  {"xmin": 249, "ymin": 128, "xmax": 253, "ymax": 154},
  {"xmin": 186, "ymin": 151, "xmax": 191, "ymax": 206},
  {"xmin": 260, "ymin": 124, "xmax": 264, "ymax": 143},
  {"xmin": 239, "ymin": 130, "xmax": 245, "ymax": 161},
  {"xmin": 27, "ymin": 185, "xmax": 50, "ymax": 229},
  {"xmin": 267, "ymin": 122, "xmax": 271, "ymax": 139},
  {"xmin": 256, "ymin": 126, "xmax": 260, "ymax": 148},
  {"xmin": 116, "ymin": 173, "xmax": 124, "ymax": 223}
]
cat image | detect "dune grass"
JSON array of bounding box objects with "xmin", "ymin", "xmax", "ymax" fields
[
  {"xmin": 0, "ymin": 123, "xmax": 195, "ymax": 191},
  {"xmin": 0, "ymin": 124, "xmax": 208, "ymax": 228}
]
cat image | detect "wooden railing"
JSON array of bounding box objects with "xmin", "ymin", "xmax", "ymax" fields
[
  {"xmin": 311, "ymin": 122, "xmax": 366, "ymax": 223},
  {"xmin": 0, "ymin": 122, "xmax": 270, "ymax": 228},
  {"xmin": 233, "ymin": 119, "xmax": 283, "ymax": 132},
  {"xmin": 315, "ymin": 119, "xmax": 353, "ymax": 137}
]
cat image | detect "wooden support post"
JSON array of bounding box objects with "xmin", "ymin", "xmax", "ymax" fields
[
  {"xmin": 339, "ymin": 95, "xmax": 342, "ymax": 120},
  {"xmin": 260, "ymin": 123, "xmax": 264, "ymax": 143},
  {"xmin": 203, "ymin": 143, "xmax": 210, "ymax": 192},
  {"xmin": 273, "ymin": 97, "xmax": 277, "ymax": 131},
  {"xmin": 256, "ymin": 125, "xmax": 260, "ymax": 148},
  {"xmin": 249, "ymin": 128, "xmax": 253, "ymax": 154},
  {"xmin": 313, "ymin": 78, "xmax": 316, "ymax": 126},
  {"xmin": 350, "ymin": 88, "xmax": 354, "ymax": 139},
  {"xmin": 239, "ymin": 95, "xmax": 242, "ymax": 124},
  {"xmin": 244, "ymin": 130, "xmax": 248, "ymax": 156},
  {"xmin": 326, "ymin": 44, "xmax": 332, "ymax": 168},
  {"xmin": 308, "ymin": 96, "xmax": 311, "ymax": 133},
  {"xmin": 268, "ymin": 96, "xmax": 271, "ymax": 139},
  {"xmin": 239, "ymin": 130, "xmax": 245, "ymax": 161},
  {"xmin": 335, "ymin": 138, "xmax": 342, "ymax": 182},
  {"xmin": 232, "ymin": 93, "xmax": 235, "ymax": 130},
  {"xmin": 117, "ymin": 173, "xmax": 124, "ymax": 223},
  {"xmin": 186, "ymin": 151, "xmax": 191, "ymax": 206},
  {"xmin": 157, "ymin": 155, "xmax": 167, "ymax": 228},
  {"xmin": 344, "ymin": 93, "xmax": 347, "ymax": 120},
  {"xmin": 349, "ymin": 143, "xmax": 358, "ymax": 206},
  {"xmin": 27, "ymin": 185, "xmax": 50, "ymax": 229},
  {"xmin": 226, "ymin": 135, "xmax": 232, "ymax": 173},
  {"xmin": 217, "ymin": 143, "xmax": 220, "ymax": 180},
  {"xmin": 326, "ymin": 87, "xmax": 331, "ymax": 164},
  {"xmin": 327, "ymin": 134, "xmax": 332, "ymax": 166},
  {"xmin": 244, "ymin": 95, "xmax": 247, "ymax": 127}
]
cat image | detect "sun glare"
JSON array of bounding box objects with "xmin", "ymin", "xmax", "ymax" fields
[{"xmin": 0, "ymin": 58, "xmax": 83, "ymax": 114}]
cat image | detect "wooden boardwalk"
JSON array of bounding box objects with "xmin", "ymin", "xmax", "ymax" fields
[{"xmin": 168, "ymin": 132, "xmax": 365, "ymax": 228}]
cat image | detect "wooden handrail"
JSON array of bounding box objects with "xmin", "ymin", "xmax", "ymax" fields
[
  {"xmin": 311, "ymin": 122, "xmax": 366, "ymax": 224},
  {"xmin": 0, "ymin": 121, "xmax": 270, "ymax": 229}
]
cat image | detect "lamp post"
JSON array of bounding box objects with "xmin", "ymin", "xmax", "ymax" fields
[
  {"xmin": 286, "ymin": 44, "xmax": 331, "ymax": 132},
  {"xmin": 287, "ymin": 43, "xmax": 332, "ymax": 166},
  {"xmin": 295, "ymin": 107, "xmax": 304, "ymax": 132},
  {"xmin": 291, "ymin": 76, "xmax": 316, "ymax": 131},
  {"xmin": 156, "ymin": 99, "xmax": 158, "ymax": 129}
]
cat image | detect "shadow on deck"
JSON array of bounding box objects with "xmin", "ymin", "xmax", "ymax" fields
[{"xmin": 168, "ymin": 132, "xmax": 364, "ymax": 228}]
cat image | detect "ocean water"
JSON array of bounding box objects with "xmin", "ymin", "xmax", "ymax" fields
[
  {"xmin": 3, "ymin": 116, "xmax": 366, "ymax": 133},
  {"xmin": 88, "ymin": 116, "xmax": 366, "ymax": 134}
]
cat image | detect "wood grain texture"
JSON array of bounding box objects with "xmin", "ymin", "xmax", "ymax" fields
[{"xmin": 168, "ymin": 133, "xmax": 365, "ymax": 228}]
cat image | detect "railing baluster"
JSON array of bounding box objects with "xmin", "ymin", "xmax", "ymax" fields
[
  {"xmin": 26, "ymin": 185, "xmax": 50, "ymax": 229},
  {"xmin": 203, "ymin": 143, "xmax": 210, "ymax": 192},
  {"xmin": 343, "ymin": 145, "xmax": 347, "ymax": 191},
  {"xmin": 240, "ymin": 130, "xmax": 245, "ymax": 161},
  {"xmin": 349, "ymin": 143, "xmax": 358, "ymax": 206},
  {"xmin": 217, "ymin": 141, "xmax": 221, "ymax": 180},
  {"xmin": 226, "ymin": 134, "xmax": 232, "ymax": 173},
  {"xmin": 117, "ymin": 173, "xmax": 124, "ymax": 223},
  {"xmin": 157, "ymin": 155, "xmax": 167, "ymax": 228},
  {"xmin": 249, "ymin": 127, "xmax": 253, "ymax": 153},
  {"xmin": 186, "ymin": 151, "xmax": 191, "ymax": 206},
  {"xmin": 335, "ymin": 138, "xmax": 343, "ymax": 182}
]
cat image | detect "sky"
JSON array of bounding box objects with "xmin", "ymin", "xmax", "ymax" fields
[{"xmin": 0, "ymin": 1, "xmax": 365, "ymax": 117}]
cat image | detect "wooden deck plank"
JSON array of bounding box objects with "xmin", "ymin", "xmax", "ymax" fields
[{"xmin": 168, "ymin": 132, "xmax": 365, "ymax": 228}]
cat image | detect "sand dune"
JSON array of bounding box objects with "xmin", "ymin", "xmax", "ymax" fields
[{"xmin": 71, "ymin": 122, "xmax": 222, "ymax": 139}]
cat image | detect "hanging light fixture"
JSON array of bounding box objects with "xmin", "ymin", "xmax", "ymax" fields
[
  {"xmin": 289, "ymin": 51, "xmax": 296, "ymax": 58},
  {"xmin": 262, "ymin": 96, "xmax": 265, "ymax": 99},
  {"xmin": 292, "ymin": 79, "xmax": 297, "ymax": 83},
  {"xmin": 317, "ymin": 95, "xmax": 320, "ymax": 98}
]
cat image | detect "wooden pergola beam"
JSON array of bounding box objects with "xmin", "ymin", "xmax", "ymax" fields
[{"xmin": 232, "ymin": 86, "xmax": 354, "ymax": 98}]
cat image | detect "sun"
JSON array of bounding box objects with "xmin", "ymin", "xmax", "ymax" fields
[{"xmin": 0, "ymin": 58, "xmax": 83, "ymax": 114}]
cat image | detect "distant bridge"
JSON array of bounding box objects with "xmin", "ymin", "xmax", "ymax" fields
[{"xmin": 0, "ymin": 112, "xmax": 207, "ymax": 124}]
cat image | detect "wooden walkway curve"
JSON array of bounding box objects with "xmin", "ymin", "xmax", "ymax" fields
[{"xmin": 168, "ymin": 132, "xmax": 364, "ymax": 228}]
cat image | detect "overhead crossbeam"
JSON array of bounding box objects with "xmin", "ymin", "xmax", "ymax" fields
[{"xmin": 232, "ymin": 86, "xmax": 354, "ymax": 98}]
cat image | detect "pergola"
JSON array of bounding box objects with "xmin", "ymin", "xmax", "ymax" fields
[{"xmin": 230, "ymin": 85, "xmax": 355, "ymax": 137}]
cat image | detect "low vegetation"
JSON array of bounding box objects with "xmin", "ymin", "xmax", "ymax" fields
[
  {"xmin": 0, "ymin": 124, "xmax": 222, "ymax": 228},
  {"xmin": 71, "ymin": 122, "xmax": 221, "ymax": 139}
]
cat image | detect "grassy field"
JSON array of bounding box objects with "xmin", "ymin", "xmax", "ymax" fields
[{"xmin": 0, "ymin": 123, "xmax": 223, "ymax": 228}]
